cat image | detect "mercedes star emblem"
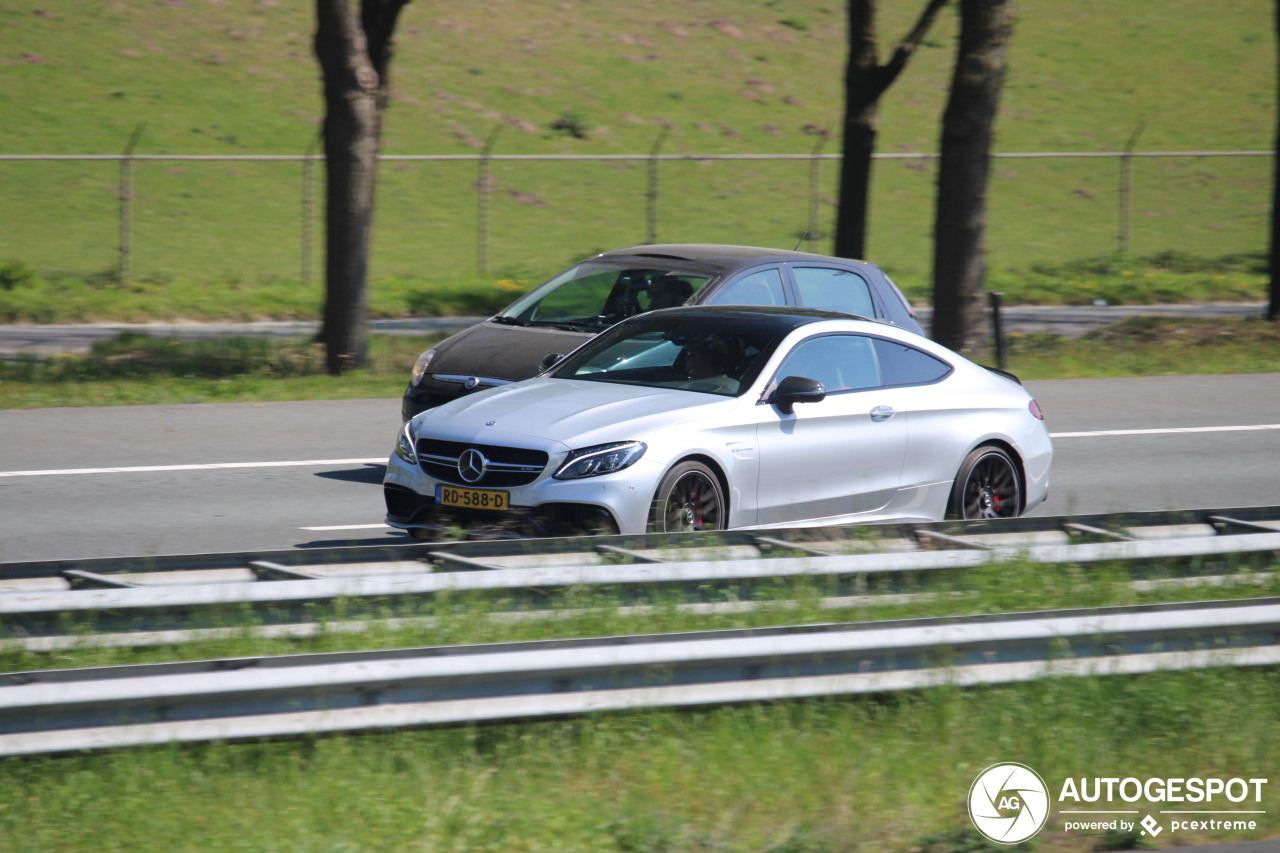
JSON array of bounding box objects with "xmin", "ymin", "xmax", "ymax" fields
[{"xmin": 457, "ymin": 448, "xmax": 487, "ymax": 483}]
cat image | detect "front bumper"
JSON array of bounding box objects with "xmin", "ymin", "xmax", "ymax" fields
[
  {"xmin": 383, "ymin": 449, "xmax": 660, "ymax": 536},
  {"xmin": 384, "ymin": 482, "xmax": 621, "ymax": 537}
]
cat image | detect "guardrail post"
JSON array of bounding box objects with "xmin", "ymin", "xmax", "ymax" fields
[
  {"xmin": 477, "ymin": 124, "xmax": 502, "ymax": 274},
  {"xmin": 117, "ymin": 123, "xmax": 145, "ymax": 286}
]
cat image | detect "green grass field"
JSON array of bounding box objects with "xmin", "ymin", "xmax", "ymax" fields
[
  {"xmin": 1, "ymin": 6, "xmax": 1277, "ymax": 850},
  {"xmin": 0, "ymin": 0, "xmax": 1273, "ymax": 314}
]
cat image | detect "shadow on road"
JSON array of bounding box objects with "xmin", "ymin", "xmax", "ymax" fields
[
  {"xmin": 313, "ymin": 463, "xmax": 386, "ymax": 485},
  {"xmin": 295, "ymin": 530, "xmax": 414, "ymax": 549}
]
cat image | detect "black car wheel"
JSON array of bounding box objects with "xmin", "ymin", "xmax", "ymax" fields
[
  {"xmin": 949, "ymin": 446, "xmax": 1022, "ymax": 520},
  {"xmin": 649, "ymin": 461, "xmax": 725, "ymax": 533}
]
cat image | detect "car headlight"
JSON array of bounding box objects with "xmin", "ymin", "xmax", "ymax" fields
[
  {"xmin": 410, "ymin": 348, "xmax": 438, "ymax": 387},
  {"xmin": 553, "ymin": 441, "xmax": 646, "ymax": 480},
  {"xmin": 395, "ymin": 422, "xmax": 418, "ymax": 464}
]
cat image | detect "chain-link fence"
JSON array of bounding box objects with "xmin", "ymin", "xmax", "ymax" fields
[{"xmin": 0, "ymin": 147, "xmax": 1270, "ymax": 287}]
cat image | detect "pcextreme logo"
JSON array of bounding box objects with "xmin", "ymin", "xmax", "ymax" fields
[{"xmin": 967, "ymin": 764, "xmax": 1270, "ymax": 845}]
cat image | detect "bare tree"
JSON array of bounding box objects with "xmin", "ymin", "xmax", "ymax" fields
[
  {"xmin": 834, "ymin": 0, "xmax": 950, "ymax": 260},
  {"xmin": 314, "ymin": 0, "xmax": 409, "ymax": 375},
  {"xmin": 930, "ymin": 0, "xmax": 1014, "ymax": 353}
]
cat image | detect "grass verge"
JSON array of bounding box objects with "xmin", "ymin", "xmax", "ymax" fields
[
  {"xmin": 0, "ymin": 669, "xmax": 1274, "ymax": 852},
  {"xmin": 0, "ymin": 332, "xmax": 446, "ymax": 408},
  {"xmin": 2, "ymin": 314, "xmax": 1278, "ymax": 411}
]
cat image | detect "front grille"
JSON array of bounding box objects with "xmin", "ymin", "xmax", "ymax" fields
[{"xmin": 417, "ymin": 439, "xmax": 548, "ymax": 487}]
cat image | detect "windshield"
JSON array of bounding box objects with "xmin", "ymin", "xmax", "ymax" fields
[
  {"xmin": 496, "ymin": 261, "xmax": 712, "ymax": 333},
  {"xmin": 551, "ymin": 311, "xmax": 794, "ymax": 396}
]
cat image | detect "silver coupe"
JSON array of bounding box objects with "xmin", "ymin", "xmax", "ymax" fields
[{"xmin": 384, "ymin": 306, "xmax": 1052, "ymax": 538}]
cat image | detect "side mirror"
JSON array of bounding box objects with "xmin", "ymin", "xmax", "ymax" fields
[
  {"xmin": 539, "ymin": 353, "xmax": 566, "ymax": 372},
  {"xmin": 769, "ymin": 375, "xmax": 825, "ymax": 415}
]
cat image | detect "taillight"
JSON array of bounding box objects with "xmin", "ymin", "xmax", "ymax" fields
[{"xmin": 1029, "ymin": 399, "xmax": 1045, "ymax": 420}]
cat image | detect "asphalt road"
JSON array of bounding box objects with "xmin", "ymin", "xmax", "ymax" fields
[{"xmin": 2, "ymin": 373, "xmax": 1278, "ymax": 564}]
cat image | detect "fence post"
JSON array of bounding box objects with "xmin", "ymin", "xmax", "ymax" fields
[
  {"xmin": 806, "ymin": 128, "xmax": 830, "ymax": 252},
  {"xmin": 302, "ymin": 134, "xmax": 319, "ymax": 287},
  {"xmin": 989, "ymin": 290, "xmax": 1008, "ymax": 370},
  {"xmin": 117, "ymin": 122, "xmax": 145, "ymax": 286},
  {"xmin": 647, "ymin": 126, "xmax": 669, "ymax": 244},
  {"xmin": 477, "ymin": 124, "xmax": 502, "ymax": 274},
  {"xmin": 1117, "ymin": 121, "xmax": 1147, "ymax": 257}
]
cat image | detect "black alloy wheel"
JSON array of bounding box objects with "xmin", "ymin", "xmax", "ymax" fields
[
  {"xmin": 949, "ymin": 446, "xmax": 1022, "ymax": 520},
  {"xmin": 649, "ymin": 461, "xmax": 726, "ymax": 533}
]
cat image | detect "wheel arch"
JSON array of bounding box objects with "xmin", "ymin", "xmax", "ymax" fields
[
  {"xmin": 663, "ymin": 452, "xmax": 732, "ymax": 527},
  {"xmin": 961, "ymin": 438, "xmax": 1027, "ymax": 515}
]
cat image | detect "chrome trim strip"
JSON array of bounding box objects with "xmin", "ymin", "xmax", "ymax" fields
[{"xmin": 431, "ymin": 374, "xmax": 516, "ymax": 386}]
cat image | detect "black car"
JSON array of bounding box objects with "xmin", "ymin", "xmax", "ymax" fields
[{"xmin": 402, "ymin": 243, "xmax": 922, "ymax": 420}]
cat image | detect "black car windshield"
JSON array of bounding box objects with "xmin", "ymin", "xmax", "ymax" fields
[
  {"xmin": 496, "ymin": 261, "xmax": 712, "ymax": 332},
  {"xmin": 551, "ymin": 311, "xmax": 797, "ymax": 396}
]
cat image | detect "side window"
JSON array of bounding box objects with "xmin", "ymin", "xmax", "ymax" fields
[
  {"xmin": 707, "ymin": 268, "xmax": 786, "ymax": 306},
  {"xmin": 871, "ymin": 338, "xmax": 951, "ymax": 386},
  {"xmin": 775, "ymin": 335, "xmax": 881, "ymax": 394},
  {"xmin": 529, "ymin": 269, "xmax": 620, "ymax": 320},
  {"xmin": 792, "ymin": 267, "xmax": 876, "ymax": 318}
]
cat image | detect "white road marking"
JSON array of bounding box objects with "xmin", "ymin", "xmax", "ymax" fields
[
  {"xmin": 1050, "ymin": 424, "xmax": 1280, "ymax": 438},
  {"xmin": 2, "ymin": 423, "xmax": 1278, "ymax": 478},
  {"xmin": 0, "ymin": 458, "xmax": 385, "ymax": 478},
  {"xmin": 300, "ymin": 523, "xmax": 394, "ymax": 531}
]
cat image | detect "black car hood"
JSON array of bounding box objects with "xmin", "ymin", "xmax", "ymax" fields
[{"xmin": 429, "ymin": 320, "xmax": 594, "ymax": 381}]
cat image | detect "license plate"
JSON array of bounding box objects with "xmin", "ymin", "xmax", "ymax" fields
[{"xmin": 436, "ymin": 484, "xmax": 510, "ymax": 511}]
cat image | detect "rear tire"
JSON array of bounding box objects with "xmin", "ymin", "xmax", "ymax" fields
[
  {"xmin": 648, "ymin": 461, "xmax": 726, "ymax": 533},
  {"xmin": 948, "ymin": 446, "xmax": 1022, "ymax": 520}
]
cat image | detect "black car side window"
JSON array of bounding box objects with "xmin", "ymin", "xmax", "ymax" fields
[
  {"xmin": 792, "ymin": 267, "xmax": 876, "ymax": 318},
  {"xmin": 707, "ymin": 268, "xmax": 786, "ymax": 306}
]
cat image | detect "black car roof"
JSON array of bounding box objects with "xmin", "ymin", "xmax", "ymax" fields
[
  {"xmin": 643, "ymin": 304, "xmax": 867, "ymax": 328},
  {"xmin": 595, "ymin": 243, "xmax": 881, "ymax": 275}
]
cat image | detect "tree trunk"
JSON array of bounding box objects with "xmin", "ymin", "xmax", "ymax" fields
[
  {"xmin": 834, "ymin": 1, "xmax": 880, "ymax": 261},
  {"xmin": 1270, "ymin": 0, "xmax": 1280, "ymax": 321},
  {"xmin": 834, "ymin": 0, "xmax": 949, "ymax": 261},
  {"xmin": 931, "ymin": 0, "xmax": 1013, "ymax": 353},
  {"xmin": 313, "ymin": 0, "xmax": 407, "ymax": 375}
]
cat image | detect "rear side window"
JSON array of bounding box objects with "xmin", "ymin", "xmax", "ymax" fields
[
  {"xmin": 871, "ymin": 338, "xmax": 951, "ymax": 386},
  {"xmin": 706, "ymin": 268, "xmax": 786, "ymax": 306},
  {"xmin": 792, "ymin": 267, "xmax": 875, "ymax": 318}
]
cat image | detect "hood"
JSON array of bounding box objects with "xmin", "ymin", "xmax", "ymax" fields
[
  {"xmin": 412, "ymin": 378, "xmax": 736, "ymax": 448},
  {"xmin": 431, "ymin": 321, "xmax": 594, "ymax": 382}
]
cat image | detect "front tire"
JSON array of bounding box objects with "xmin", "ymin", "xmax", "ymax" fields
[
  {"xmin": 648, "ymin": 461, "xmax": 726, "ymax": 533},
  {"xmin": 948, "ymin": 446, "xmax": 1022, "ymax": 520}
]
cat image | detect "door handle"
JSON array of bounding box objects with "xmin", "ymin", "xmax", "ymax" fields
[{"xmin": 869, "ymin": 405, "xmax": 895, "ymax": 422}]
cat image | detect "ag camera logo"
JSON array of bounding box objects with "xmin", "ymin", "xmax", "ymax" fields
[{"xmin": 969, "ymin": 763, "xmax": 1051, "ymax": 844}]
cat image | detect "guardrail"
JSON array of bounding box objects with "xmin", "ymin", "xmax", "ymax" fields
[
  {"xmin": 2, "ymin": 507, "xmax": 1278, "ymax": 650},
  {"xmin": 1, "ymin": 597, "xmax": 1277, "ymax": 756}
]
